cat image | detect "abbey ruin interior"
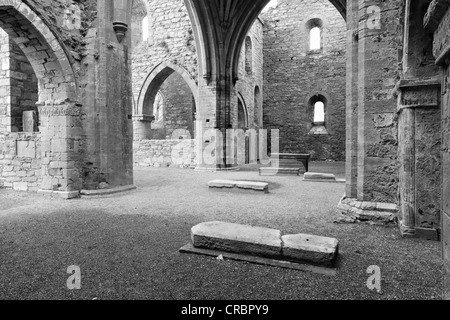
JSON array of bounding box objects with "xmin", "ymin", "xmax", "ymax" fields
[{"xmin": 0, "ymin": 0, "xmax": 449, "ymax": 301}]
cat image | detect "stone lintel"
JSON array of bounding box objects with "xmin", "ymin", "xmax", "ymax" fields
[{"xmin": 396, "ymin": 79, "xmax": 441, "ymax": 111}]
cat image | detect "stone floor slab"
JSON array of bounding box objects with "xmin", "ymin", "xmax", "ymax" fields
[
  {"xmin": 304, "ymin": 172, "xmax": 337, "ymax": 181},
  {"xmin": 191, "ymin": 221, "xmax": 283, "ymax": 259},
  {"xmin": 209, "ymin": 180, "xmax": 269, "ymax": 192},
  {"xmin": 282, "ymin": 234, "xmax": 339, "ymax": 267}
]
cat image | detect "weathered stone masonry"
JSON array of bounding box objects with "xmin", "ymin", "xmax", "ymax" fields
[
  {"xmin": 423, "ymin": 0, "xmax": 450, "ymax": 298},
  {"xmin": 0, "ymin": 0, "xmax": 135, "ymax": 196},
  {"xmin": 261, "ymin": 0, "xmax": 347, "ymax": 161}
]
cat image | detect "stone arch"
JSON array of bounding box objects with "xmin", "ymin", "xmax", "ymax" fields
[
  {"xmin": 184, "ymin": 0, "xmax": 346, "ymax": 84},
  {"xmin": 0, "ymin": 0, "xmax": 77, "ymax": 103},
  {"xmin": 136, "ymin": 61, "xmax": 199, "ymax": 116},
  {"xmin": 0, "ymin": 0, "xmax": 81, "ymax": 194}
]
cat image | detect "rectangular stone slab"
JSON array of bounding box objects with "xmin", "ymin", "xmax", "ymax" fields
[
  {"xmin": 235, "ymin": 181, "xmax": 269, "ymax": 193},
  {"xmin": 209, "ymin": 180, "xmax": 269, "ymax": 192},
  {"xmin": 208, "ymin": 180, "xmax": 237, "ymax": 188},
  {"xmin": 282, "ymin": 234, "xmax": 339, "ymax": 267},
  {"xmin": 304, "ymin": 172, "xmax": 337, "ymax": 181},
  {"xmin": 192, "ymin": 221, "xmax": 283, "ymax": 259}
]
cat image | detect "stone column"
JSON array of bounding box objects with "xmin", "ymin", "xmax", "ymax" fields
[
  {"xmin": 133, "ymin": 115, "xmax": 155, "ymax": 140},
  {"xmin": 345, "ymin": 0, "xmax": 359, "ymax": 199},
  {"xmin": 37, "ymin": 101, "xmax": 83, "ymax": 199},
  {"xmin": 194, "ymin": 77, "xmax": 225, "ymax": 171},
  {"xmin": 397, "ymin": 80, "xmax": 441, "ymax": 239}
]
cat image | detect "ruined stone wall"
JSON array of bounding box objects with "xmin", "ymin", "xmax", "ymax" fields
[
  {"xmin": 131, "ymin": 0, "xmax": 198, "ymax": 105},
  {"xmin": 233, "ymin": 19, "xmax": 264, "ymax": 130},
  {"xmin": 357, "ymin": 0, "xmax": 403, "ymax": 204},
  {"xmin": 134, "ymin": 139, "xmax": 196, "ymax": 168},
  {"xmin": 260, "ymin": 0, "xmax": 347, "ymax": 161},
  {"xmin": 427, "ymin": 0, "xmax": 450, "ymax": 297},
  {"xmin": 444, "ymin": 62, "xmax": 450, "ymax": 298},
  {"xmin": 0, "ymin": 132, "xmax": 42, "ymax": 192}
]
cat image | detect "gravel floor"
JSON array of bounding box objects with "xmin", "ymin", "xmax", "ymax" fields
[{"xmin": 0, "ymin": 163, "xmax": 443, "ymax": 300}]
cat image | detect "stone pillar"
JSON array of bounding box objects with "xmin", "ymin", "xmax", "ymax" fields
[
  {"xmin": 133, "ymin": 116, "xmax": 155, "ymax": 140},
  {"xmin": 397, "ymin": 80, "xmax": 441, "ymax": 239},
  {"xmin": 345, "ymin": 0, "xmax": 359, "ymax": 199},
  {"xmin": 79, "ymin": 0, "xmax": 134, "ymax": 192},
  {"xmin": 356, "ymin": 0, "xmax": 400, "ymax": 203},
  {"xmin": 423, "ymin": 0, "xmax": 450, "ymax": 298},
  {"xmin": 194, "ymin": 78, "xmax": 225, "ymax": 171},
  {"xmin": 37, "ymin": 101, "xmax": 83, "ymax": 199}
]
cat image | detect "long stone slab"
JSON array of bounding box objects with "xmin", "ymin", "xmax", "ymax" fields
[
  {"xmin": 190, "ymin": 221, "xmax": 339, "ymax": 267},
  {"xmin": 282, "ymin": 234, "xmax": 339, "ymax": 267},
  {"xmin": 208, "ymin": 180, "xmax": 269, "ymax": 193},
  {"xmin": 191, "ymin": 221, "xmax": 283, "ymax": 259},
  {"xmin": 303, "ymin": 172, "xmax": 337, "ymax": 181}
]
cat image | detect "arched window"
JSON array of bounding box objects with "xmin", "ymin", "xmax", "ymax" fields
[
  {"xmin": 306, "ymin": 18, "xmax": 323, "ymax": 52},
  {"xmin": 308, "ymin": 95, "xmax": 328, "ymax": 135},
  {"xmin": 142, "ymin": 16, "xmax": 149, "ymax": 42},
  {"xmin": 245, "ymin": 36, "xmax": 253, "ymax": 75},
  {"xmin": 313, "ymin": 101, "xmax": 325, "ymax": 124},
  {"xmin": 310, "ymin": 27, "xmax": 321, "ymax": 51}
]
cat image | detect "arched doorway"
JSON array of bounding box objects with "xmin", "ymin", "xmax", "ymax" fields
[
  {"xmin": 134, "ymin": 62, "xmax": 198, "ymax": 140},
  {"xmin": 0, "ymin": 1, "xmax": 80, "ymax": 194}
]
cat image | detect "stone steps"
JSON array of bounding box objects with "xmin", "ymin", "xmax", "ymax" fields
[
  {"xmin": 190, "ymin": 221, "xmax": 339, "ymax": 267},
  {"xmin": 259, "ymin": 167, "xmax": 301, "ymax": 176}
]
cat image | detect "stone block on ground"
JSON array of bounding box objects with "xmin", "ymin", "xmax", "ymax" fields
[
  {"xmin": 282, "ymin": 234, "xmax": 339, "ymax": 267},
  {"xmin": 208, "ymin": 180, "xmax": 237, "ymax": 189},
  {"xmin": 191, "ymin": 221, "xmax": 283, "ymax": 259},
  {"xmin": 190, "ymin": 221, "xmax": 340, "ymax": 267},
  {"xmin": 304, "ymin": 172, "xmax": 337, "ymax": 181},
  {"xmin": 209, "ymin": 180, "xmax": 269, "ymax": 192}
]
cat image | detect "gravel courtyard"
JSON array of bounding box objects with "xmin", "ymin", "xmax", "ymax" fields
[{"xmin": 0, "ymin": 163, "xmax": 443, "ymax": 300}]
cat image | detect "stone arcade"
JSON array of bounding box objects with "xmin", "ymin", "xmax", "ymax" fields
[{"xmin": 0, "ymin": 0, "xmax": 449, "ymax": 298}]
